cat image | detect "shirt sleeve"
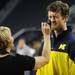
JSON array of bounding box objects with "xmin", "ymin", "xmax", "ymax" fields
[
  {"xmin": 16, "ymin": 54, "xmax": 35, "ymax": 70},
  {"xmin": 69, "ymin": 41, "xmax": 75, "ymax": 62},
  {"xmin": 68, "ymin": 41, "xmax": 75, "ymax": 75},
  {"xmin": 23, "ymin": 56, "xmax": 35, "ymax": 70}
]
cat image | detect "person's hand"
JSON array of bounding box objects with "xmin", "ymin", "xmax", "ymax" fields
[{"xmin": 41, "ymin": 22, "xmax": 51, "ymax": 36}]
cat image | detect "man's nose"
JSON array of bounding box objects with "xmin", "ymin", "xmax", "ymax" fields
[{"xmin": 51, "ymin": 17, "xmax": 56, "ymax": 22}]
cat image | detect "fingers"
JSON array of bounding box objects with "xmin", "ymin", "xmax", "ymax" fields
[
  {"xmin": 41, "ymin": 22, "xmax": 50, "ymax": 30},
  {"xmin": 41, "ymin": 22, "xmax": 50, "ymax": 35}
]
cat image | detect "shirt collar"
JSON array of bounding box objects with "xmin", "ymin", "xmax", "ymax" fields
[{"xmin": 53, "ymin": 26, "xmax": 72, "ymax": 44}]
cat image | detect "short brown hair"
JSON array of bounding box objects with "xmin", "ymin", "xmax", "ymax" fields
[{"xmin": 47, "ymin": 1, "xmax": 69, "ymax": 17}]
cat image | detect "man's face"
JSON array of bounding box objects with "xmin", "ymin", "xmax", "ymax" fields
[{"xmin": 48, "ymin": 11, "xmax": 67, "ymax": 31}]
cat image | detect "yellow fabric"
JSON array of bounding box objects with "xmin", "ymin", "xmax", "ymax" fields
[
  {"xmin": 36, "ymin": 51, "xmax": 70, "ymax": 75},
  {"xmin": 69, "ymin": 58, "xmax": 75, "ymax": 75}
]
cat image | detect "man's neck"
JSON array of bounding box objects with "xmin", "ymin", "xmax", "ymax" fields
[{"xmin": 54, "ymin": 26, "xmax": 67, "ymax": 37}]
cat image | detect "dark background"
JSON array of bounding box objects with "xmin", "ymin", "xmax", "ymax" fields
[{"xmin": 0, "ymin": 0, "xmax": 75, "ymax": 34}]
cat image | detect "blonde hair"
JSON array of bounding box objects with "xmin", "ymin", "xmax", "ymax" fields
[
  {"xmin": 0, "ymin": 26, "xmax": 11, "ymax": 41},
  {"xmin": 0, "ymin": 26, "xmax": 12, "ymax": 54}
]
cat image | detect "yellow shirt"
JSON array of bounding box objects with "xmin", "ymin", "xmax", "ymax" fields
[{"xmin": 36, "ymin": 47, "xmax": 75, "ymax": 75}]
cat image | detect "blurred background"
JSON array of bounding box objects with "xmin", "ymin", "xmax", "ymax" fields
[{"xmin": 0, "ymin": 0, "xmax": 75, "ymax": 75}]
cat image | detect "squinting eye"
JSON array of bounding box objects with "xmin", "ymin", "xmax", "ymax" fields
[
  {"xmin": 48, "ymin": 16, "xmax": 59, "ymax": 19},
  {"xmin": 48, "ymin": 16, "xmax": 52, "ymax": 19},
  {"xmin": 54, "ymin": 16, "xmax": 59, "ymax": 18}
]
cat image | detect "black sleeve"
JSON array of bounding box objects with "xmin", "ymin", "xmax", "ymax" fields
[
  {"xmin": 16, "ymin": 54, "xmax": 35, "ymax": 70},
  {"xmin": 23, "ymin": 56, "xmax": 35, "ymax": 70},
  {"xmin": 68, "ymin": 41, "xmax": 75, "ymax": 62}
]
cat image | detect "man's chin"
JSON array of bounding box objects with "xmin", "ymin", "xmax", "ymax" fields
[
  {"xmin": 51, "ymin": 25, "xmax": 58, "ymax": 30},
  {"xmin": 51, "ymin": 26, "xmax": 55, "ymax": 31}
]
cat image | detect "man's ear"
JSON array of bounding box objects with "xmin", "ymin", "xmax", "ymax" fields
[{"xmin": 65, "ymin": 15, "xmax": 69, "ymax": 22}]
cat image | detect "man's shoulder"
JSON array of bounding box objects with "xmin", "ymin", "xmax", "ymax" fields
[{"xmin": 66, "ymin": 32, "xmax": 75, "ymax": 42}]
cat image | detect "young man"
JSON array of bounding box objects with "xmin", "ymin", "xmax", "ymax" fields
[
  {"xmin": 36, "ymin": 1, "xmax": 75, "ymax": 75},
  {"xmin": 0, "ymin": 24, "xmax": 51, "ymax": 75}
]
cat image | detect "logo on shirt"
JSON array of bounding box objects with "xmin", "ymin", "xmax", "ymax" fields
[{"xmin": 58, "ymin": 44, "xmax": 66, "ymax": 50}]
